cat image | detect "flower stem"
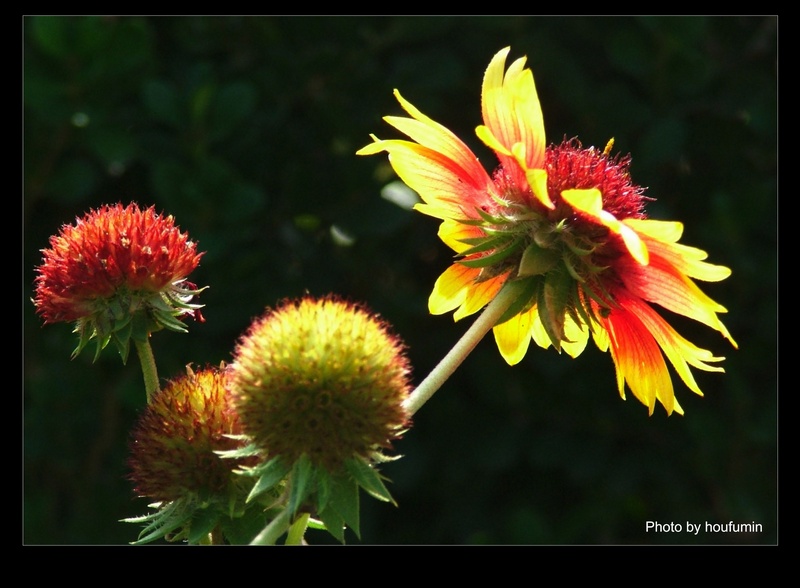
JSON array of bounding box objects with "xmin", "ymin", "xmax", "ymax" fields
[
  {"xmin": 403, "ymin": 282, "xmax": 519, "ymax": 416},
  {"xmin": 134, "ymin": 338, "xmax": 160, "ymax": 403},
  {"xmin": 250, "ymin": 506, "xmax": 294, "ymax": 545}
]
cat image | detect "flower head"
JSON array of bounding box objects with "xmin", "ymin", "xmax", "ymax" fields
[
  {"xmin": 33, "ymin": 202, "xmax": 205, "ymax": 362},
  {"xmin": 126, "ymin": 364, "xmax": 262, "ymax": 544},
  {"xmin": 228, "ymin": 296, "xmax": 412, "ymax": 541},
  {"xmin": 128, "ymin": 365, "xmax": 254, "ymax": 504},
  {"xmin": 229, "ymin": 296, "xmax": 412, "ymax": 472},
  {"xmin": 358, "ymin": 47, "xmax": 737, "ymax": 415}
]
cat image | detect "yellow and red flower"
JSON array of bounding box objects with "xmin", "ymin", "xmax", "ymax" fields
[
  {"xmin": 33, "ymin": 202, "xmax": 205, "ymax": 361},
  {"xmin": 358, "ymin": 46, "xmax": 737, "ymax": 415}
]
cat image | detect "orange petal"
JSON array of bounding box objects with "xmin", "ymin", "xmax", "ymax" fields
[
  {"xmin": 619, "ymin": 293, "xmax": 725, "ymax": 398},
  {"xmin": 602, "ymin": 305, "xmax": 676, "ymax": 415},
  {"xmin": 453, "ymin": 273, "xmax": 508, "ymax": 321},
  {"xmin": 616, "ymin": 252, "xmax": 737, "ymax": 348}
]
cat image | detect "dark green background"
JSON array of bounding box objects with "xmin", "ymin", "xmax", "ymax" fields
[{"xmin": 23, "ymin": 16, "xmax": 777, "ymax": 545}]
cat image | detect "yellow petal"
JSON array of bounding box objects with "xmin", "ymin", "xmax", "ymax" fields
[
  {"xmin": 624, "ymin": 218, "xmax": 684, "ymax": 243},
  {"xmin": 591, "ymin": 324, "xmax": 610, "ymax": 353},
  {"xmin": 640, "ymin": 232, "xmax": 733, "ymax": 283},
  {"xmin": 428, "ymin": 264, "xmax": 475, "ymax": 315},
  {"xmin": 382, "ymin": 114, "xmax": 488, "ymax": 188},
  {"xmin": 481, "ymin": 47, "xmax": 546, "ymax": 171},
  {"xmin": 530, "ymin": 306, "xmax": 551, "ymax": 350},
  {"xmin": 357, "ymin": 89, "xmax": 494, "ymax": 222},
  {"xmin": 492, "ymin": 307, "xmax": 534, "ymax": 365},
  {"xmin": 365, "ymin": 139, "xmax": 488, "ymax": 221},
  {"xmin": 561, "ymin": 315, "xmax": 590, "ymax": 358},
  {"xmin": 438, "ymin": 219, "xmax": 485, "ymax": 253},
  {"xmin": 526, "ymin": 168, "xmax": 553, "ymax": 210},
  {"xmin": 561, "ymin": 188, "xmax": 649, "ymax": 265},
  {"xmin": 529, "ymin": 307, "xmax": 589, "ymax": 357}
]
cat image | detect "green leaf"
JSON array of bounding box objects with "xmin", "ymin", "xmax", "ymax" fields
[
  {"xmin": 111, "ymin": 331, "xmax": 131, "ymax": 364},
  {"xmin": 315, "ymin": 468, "xmax": 332, "ymax": 512},
  {"xmin": 327, "ymin": 473, "xmax": 361, "ymax": 539},
  {"xmin": 285, "ymin": 513, "xmax": 311, "ymax": 545},
  {"xmin": 457, "ymin": 234, "xmax": 514, "ymax": 256},
  {"xmin": 125, "ymin": 499, "xmax": 194, "ymax": 545},
  {"xmin": 474, "ymin": 206, "xmax": 511, "ymax": 226},
  {"xmin": 288, "ymin": 455, "xmax": 315, "ymax": 516},
  {"xmin": 220, "ymin": 507, "xmax": 273, "ymax": 545},
  {"xmin": 188, "ymin": 507, "xmax": 221, "ymax": 544},
  {"xmin": 306, "ymin": 517, "xmax": 327, "ymax": 531},
  {"xmin": 71, "ymin": 320, "xmax": 94, "ymax": 359},
  {"xmin": 562, "ymin": 254, "xmax": 585, "ymax": 283},
  {"xmin": 317, "ymin": 504, "xmax": 346, "ymax": 543},
  {"xmin": 345, "ymin": 456, "xmax": 395, "ymax": 505},
  {"xmin": 457, "ymin": 236, "xmax": 523, "ymax": 268},
  {"xmin": 246, "ymin": 457, "xmax": 291, "ymax": 504},
  {"xmin": 517, "ymin": 242, "xmax": 559, "ymax": 277},
  {"xmin": 495, "ymin": 277, "xmax": 540, "ymax": 326},
  {"xmin": 91, "ymin": 333, "xmax": 111, "ymax": 363},
  {"xmin": 113, "ymin": 315, "xmax": 133, "ymax": 341},
  {"xmin": 151, "ymin": 308, "xmax": 190, "ymax": 333},
  {"xmin": 571, "ymin": 283, "xmax": 596, "ymax": 334},
  {"xmin": 215, "ymin": 441, "xmax": 261, "ymax": 461},
  {"xmin": 130, "ymin": 311, "xmax": 154, "ymax": 342},
  {"xmin": 565, "ymin": 239, "xmax": 598, "ymax": 256},
  {"xmin": 537, "ymin": 270, "xmax": 571, "ymax": 352}
]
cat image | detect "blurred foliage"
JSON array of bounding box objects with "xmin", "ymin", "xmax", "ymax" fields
[{"xmin": 23, "ymin": 16, "xmax": 777, "ymax": 545}]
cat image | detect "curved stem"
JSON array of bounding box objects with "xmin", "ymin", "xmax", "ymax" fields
[
  {"xmin": 134, "ymin": 337, "xmax": 160, "ymax": 403},
  {"xmin": 403, "ymin": 283, "xmax": 519, "ymax": 416},
  {"xmin": 250, "ymin": 506, "xmax": 294, "ymax": 546}
]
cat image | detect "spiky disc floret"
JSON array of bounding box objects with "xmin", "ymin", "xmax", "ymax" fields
[
  {"xmin": 229, "ymin": 296, "xmax": 412, "ymax": 474},
  {"xmin": 546, "ymin": 137, "xmax": 651, "ymax": 220},
  {"xmin": 128, "ymin": 365, "xmax": 254, "ymax": 504},
  {"xmin": 33, "ymin": 202, "xmax": 205, "ymax": 361}
]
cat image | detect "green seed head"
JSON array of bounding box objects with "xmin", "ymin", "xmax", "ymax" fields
[{"xmin": 229, "ymin": 296, "xmax": 412, "ymax": 474}]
